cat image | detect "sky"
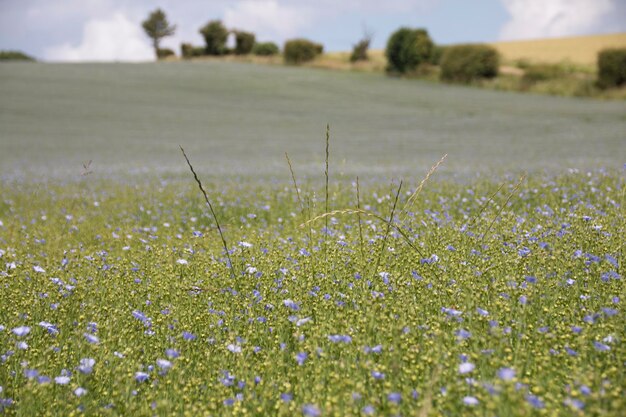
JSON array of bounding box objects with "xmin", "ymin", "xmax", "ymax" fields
[{"xmin": 1, "ymin": 0, "xmax": 625, "ymax": 62}]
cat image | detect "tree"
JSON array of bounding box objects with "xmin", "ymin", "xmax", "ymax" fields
[
  {"xmin": 199, "ymin": 20, "xmax": 229, "ymax": 55},
  {"xmin": 142, "ymin": 9, "xmax": 176, "ymax": 59},
  {"xmin": 385, "ymin": 28, "xmax": 434, "ymax": 74},
  {"xmin": 350, "ymin": 27, "xmax": 374, "ymax": 63}
]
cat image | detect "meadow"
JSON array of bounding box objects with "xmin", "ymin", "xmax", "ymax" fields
[{"xmin": 0, "ymin": 62, "xmax": 625, "ymax": 416}]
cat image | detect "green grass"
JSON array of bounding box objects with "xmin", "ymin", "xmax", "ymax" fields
[{"xmin": 1, "ymin": 62, "xmax": 625, "ymax": 181}]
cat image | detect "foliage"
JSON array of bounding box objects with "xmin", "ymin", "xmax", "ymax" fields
[
  {"xmin": 252, "ymin": 42, "xmax": 280, "ymax": 56},
  {"xmin": 596, "ymin": 47, "xmax": 626, "ymax": 89},
  {"xmin": 522, "ymin": 63, "xmax": 567, "ymax": 83},
  {"xmin": 180, "ymin": 43, "xmax": 205, "ymax": 59},
  {"xmin": 0, "ymin": 50, "xmax": 35, "ymax": 61},
  {"xmin": 142, "ymin": 8, "xmax": 176, "ymax": 59},
  {"xmin": 156, "ymin": 48, "xmax": 175, "ymax": 59},
  {"xmin": 284, "ymin": 39, "xmax": 323, "ymax": 64},
  {"xmin": 350, "ymin": 30, "xmax": 373, "ymax": 63},
  {"xmin": 199, "ymin": 20, "xmax": 229, "ymax": 56},
  {"xmin": 429, "ymin": 45, "xmax": 447, "ymax": 65},
  {"xmin": 385, "ymin": 28, "xmax": 434, "ymax": 74},
  {"xmin": 440, "ymin": 44, "xmax": 499, "ymax": 83},
  {"xmin": 234, "ymin": 31, "xmax": 256, "ymax": 55}
]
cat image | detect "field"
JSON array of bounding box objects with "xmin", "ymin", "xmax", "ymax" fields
[
  {"xmin": 488, "ymin": 33, "xmax": 626, "ymax": 67},
  {"xmin": 0, "ymin": 63, "xmax": 625, "ymax": 416}
]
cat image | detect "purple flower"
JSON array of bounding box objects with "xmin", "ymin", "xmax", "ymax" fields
[
  {"xmin": 83, "ymin": 333, "xmax": 99, "ymax": 344},
  {"xmin": 463, "ymin": 396, "xmax": 479, "ymax": 406},
  {"xmin": 24, "ymin": 369, "xmax": 39, "ymax": 379},
  {"xmin": 459, "ymin": 362, "xmax": 475, "ymax": 374},
  {"xmin": 226, "ymin": 344, "xmax": 242, "ymax": 353},
  {"xmin": 455, "ymin": 329, "xmax": 471, "ymax": 340},
  {"xmin": 497, "ymin": 367, "xmax": 515, "ymax": 381},
  {"xmin": 135, "ymin": 372, "xmax": 149, "ymax": 383},
  {"xmin": 441, "ymin": 307, "xmax": 463, "ymax": 317},
  {"xmin": 182, "ymin": 331, "xmax": 196, "ymax": 341},
  {"xmin": 371, "ymin": 370, "xmax": 385, "ymax": 380},
  {"xmin": 387, "ymin": 392, "xmax": 401, "ymax": 404},
  {"xmin": 518, "ymin": 295, "xmax": 528, "ymax": 305},
  {"xmin": 156, "ymin": 359, "xmax": 172, "ymax": 372},
  {"xmin": 12, "ymin": 326, "xmax": 30, "ymax": 337},
  {"xmin": 78, "ymin": 358, "xmax": 95, "ymax": 374},
  {"xmin": 38, "ymin": 322, "xmax": 59, "ymax": 335},
  {"xmin": 55, "ymin": 376, "xmax": 70, "ymax": 385},
  {"xmin": 295, "ymin": 352, "xmax": 308, "ymax": 366},
  {"xmin": 280, "ymin": 393, "xmax": 292, "ymax": 403},
  {"xmin": 593, "ymin": 341, "xmax": 610, "ymax": 351},
  {"xmin": 526, "ymin": 394, "xmax": 545, "ymax": 409},
  {"xmin": 564, "ymin": 398, "xmax": 585, "ymax": 410},
  {"xmin": 476, "ymin": 307, "xmax": 489, "ymax": 316},
  {"xmin": 283, "ymin": 299, "xmax": 300, "ymax": 311},
  {"xmin": 74, "ymin": 387, "xmax": 87, "ymax": 397},
  {"xmin": 165, "ymin": 348, "xmax": 180, "ymax": 358},
  {"xmin": 328, "ymin": 335, "xmax": 352, "ymax": 343},
  {"xmin": 362, "ymin": 405, "xmax": 375, "ymax": 415},
  {"xmin": 223, "ymin": 398, "xmax": 235, "ymax": 406},
  {"xmin": 518, "ymin": 247, "xmax": 531, "ymax": 257},
  {"xmin": 302, "ymin": 404, "xmax": 321, "ymax": 417}
]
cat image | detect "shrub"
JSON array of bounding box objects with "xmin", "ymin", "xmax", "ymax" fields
[
  {"xmin": 385, "ymin": 28, "xmax": 434, "ymax": 74},
  {"xmin": 234, "ymin": 31, "xmax": 256, "ymax": 55},
  {"xmin": 440, "ymin": 44, "xmax": 499, "ymax": 83},
  {"xmin": 350, "ymin": 31, "xmax": 373, "ymax": 63},
  {"xmin": 0, "ymin": 50, "xmax": 35, "ymax": 61},
  {"xmin": 156, "ymin": 48, "xmax": 175, "ymax": 59},
  {"xmin": 429, "ymin": 45, "xmax": 447, "ymax": 65},
  {"xmin": 199, "ymin": 20, "xmax": 229, "ymax": 55},
  {"xmin": 597, "ymin": 48, "xmax": 626, "ymax": 89},
  {"xmin": 284, "ymin": 39, "xmax": 323, "ymax": 64},
  {"xmin": 181, "ymin": 44, "xmax": 206, "ymax": 58},
  {"xmin": 252, "ymin": 42, "xmax": 279, "ymax": 56},
  {"xmin": 522, "ymin": 64, "xmax": 566, "ymax": 83}
]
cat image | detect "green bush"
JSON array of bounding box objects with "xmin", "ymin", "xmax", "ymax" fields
[
  {"xmin": 156, "ymin": 48, "xmax": 175, "ymax": 59},
  {"xmin": 0, "ymin": 50, "xmax": 35, "ymax": 61},
  {"xmin": 181, "ymin": 44, "xmax": 205, "ymax": 58},
  {"xmin": 252, "ymin": 42, "xmax": 279, "ymax": 56},
  {"xmin": 440, "ymin": 44, "xmax": 499, "ymax": 83},
  {"xmin": 199, "ymin": 20, "xmax": 229, "ymax": 55},
  {"xmin": 235, "ymin": 31, "xmax": 256, "ymax": 55},
  {"xmin": 597, "ymin": 48, "xmax": 626, "ymax": 89},
  {"xmin": 284, "ymin": 39, "xmax": 323, "ymax": 64},
  {"xmin": 350, "ymin": 36, "xmax": 372, "ymax": 63},
  {"xmin": 385, "ymin": 28, "xmax": 434, "ymax": 74},
  {"xmin": 522, "ymin": 64, "xmax": 566, "ymax": 83},
  {"xmin": 429, "ymin": 45, "xmax": 447, "ymax": 65}
]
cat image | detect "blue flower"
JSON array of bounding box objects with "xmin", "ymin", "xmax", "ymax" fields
[
  {"xmin": 280, "ymin": 393, "xmax": 293, "ymax": 403},
  {"xmin": 463, "ymin": 396, "xmax": 479, "ymax": 406},
  {"xmin": 455, "ymin": 329, "xmax": 471, "ymax": 340},
  {"xmin": 165, "ymin": 348, "xmax": 179, "ymax": 358},
  {"xmin": 74, "ymin": 387, "xmax": 87, "ymax": 397},
  {"xmin": 283, "ymin": 299, "xmax": 300, "ymax": 311},
  {"xmin": 83, "ymin": 333, "xmax": 99, "ymax": 344},
  {"xmin": 497, "ymin": 367, "xmax": 515, "ymax": 381},
  {"xmin": 135, "ymin": 372, "xmax": 149, "ymax": 383},
  {"xmin": 526, "ymin": 394, "xmax": 545, "ymax": 409},
  {"xmin": 302, "ymin": 404, "xmax": 321, "ymax": 416},
  {"xmin": 518, "ymin": 247, "xmax": 531, "ymax": 257},
  {"xmin": 156, "ymin": 359, "xmax": 172, "ymax": 372},
  {"xmin": 371, "ymin": 371, "xmax": 385, "ymax": 380},
  {"xmin": 388, "ymin": 392, "xmax": 402, "ymax": 404},
  {"xmin": 182, "ymin": 331, "xmax": 196, "ymax": 341},
  {"xmin": 459, "ymin": 362, "xmax": 475, "ymax": 374},
  {"xmin": 295, "ymin": 352, "xmax": 308, "ymax": 366},
  {"xmin": 593, "ymin": 341, "xmax": 610, "ymax": 351},
  {"xmin": 362, "ymin": 405, "xmax": 375, "ymax": 415},
  {"xmin": 12, "ymin": 326, "xmax": 30, "ymax": 337},
  {"xmin": 328, "ymin": 335, "xmax": 352, "ymax": 343},
  {"xmin": 55, "ymin": 376, "xmax": 70, "ymax": 385},
  {"xmin": 78, "ymin": 358, "xmax": 95, "ymax": 374},
  {"xmin": 476, "ymin": 307, "xmax": 489, "ymax": 316}
]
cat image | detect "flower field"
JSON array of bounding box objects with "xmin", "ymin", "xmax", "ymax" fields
[{"xmin": 0, "ymin": 163, "xmax": 623, "ymax": 416}]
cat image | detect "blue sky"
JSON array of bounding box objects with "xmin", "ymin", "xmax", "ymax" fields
[{"xmin": 1, "ymin": 0, "xmax": 625, "ymax": 61}]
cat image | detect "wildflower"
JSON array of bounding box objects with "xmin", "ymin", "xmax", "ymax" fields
[
  {"xmin": 135, "ymin": 372, "xmax": 149, "ymax": 383},
  {"xmin": 283, "ymin": 299, "xmax": 300, "ymax": 311},
  {"xmin": 24, "ymin": 369, "xmax": 38, "ymax": 379},
  {"xmin": 280, "ymin": 393, "xmax": 293, "ymax": 403},
  {"xmin": 295, "ymin": 352, "xmax": 308, "ymax": 365},
  {"xmin": 476, "ymin": 307, "xmax": 489, "ymax": 316},
  {"xmin": 33, "ymin": 265, "xmax": 45, "ymax": 273},
  {"xmin": 388, "ymin": 392, "xmax": 401, "ymax": 404},
  {"xmin": 519, "ymin": 295, "xmax": 528, "ymax": 305},
  {"xmin": 239, "ymin": 241, "xmax": 253, "ymax": 248},
  {"xmin": 518, "ymin": 247, "xmax": 531, "ymax": 257},
  {"xmin": 176, "ymin": 259, "xmax": 188, "ymax": 265},
  {"xmin": 564, "ymin": 398, "xmax": 585, "ymax": 410},
  {"xmin": 12, "ymin": 326, "xmax": 30, "ymax": 337},
  {"xmin": 55, "ymin": 376, "xmax": 70, "ymax": 385},
  {"xmin": 526, "ymin": 394, "xmax": 545, "ymax": 409},
  {"xmin": 38, "ymin": 321, "xmax": 58, "ymax": 335},
  {"xmin": 78, "ymin": 358, "xmax": 95, "ymax": 374},
  {"xmin": 182, "ymin": 331, "xmax": 196, "ymax": 341},
  {"xmin": 593, "ymin": 341, "xmax": 610, "ymax": 351},
  {"xmin": 302, "ymin": 404, "xmax": 321, "ymax": 416},
  {"xmin": 456, "ymin": 329, "xmax": 471, "ymax": 340},
  {"xmin": 328, "ymin": 335, "xmax": 352, "ymax": 343},
  {"xmin": 463, "ymin": 396, "xmax": 479, "ymax": 406},
  {"xmin": 459, "ymin": 362, "xmax": 475, "ymax": 374},
  {"xmin": 362, "ymin": 405, "xmax": 375, "ymax": 415},
  {"xmin": 226, "ymin": 344, "xmax": 242, "ymax": 353},
  {"xmin": 74, "ymin": 387, "xmax": 87, "ymax": 397},
  {"xmin": 156, "ymin": 359, "xmax": 172, "ymax": 372},
  {"xmin": 165, "ymin": 348, "xmax": 180, "ymax": 358},
  {"xmin": 296, "ymin": 317, "xmax": 311, "ymax": 327},
  {"xmin": 371, "ymin": 371, "xmax": 385, "ymax": 380},
  {"xmin": 83, "ymin": 333, "xmax": 99, "ymax": 344},
  {"xmin": 497, "ymin": 367, "xmax": 515, "ymax": 381}
]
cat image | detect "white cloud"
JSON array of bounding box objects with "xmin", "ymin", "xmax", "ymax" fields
[
  {"xmin": 499, "ymin": 0, "xmax": 616, "ymax": 40},
  {"xmin": 44, "ymin": 12, "xmax": 153, "ymax": 62},
  {"xmin": 223, "ymin": 0, "xmax": 315, "ymax": 41}
]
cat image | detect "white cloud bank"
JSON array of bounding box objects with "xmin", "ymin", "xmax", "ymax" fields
[
  {"xmin": 44, "ymin": 12, "xmax": 153, "ymax": 62},
  {"xmin": 499, "ymin": 0, "xmax": 618, "ymax": 40}
]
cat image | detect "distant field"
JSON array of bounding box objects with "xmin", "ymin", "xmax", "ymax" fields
[
  {"xmin": 0, "ymin": 62, "xmax": 625, "ymax": 181},
  {"xmin": 489, "ymin": 32, "xmax": 626, "ymax": 66}
]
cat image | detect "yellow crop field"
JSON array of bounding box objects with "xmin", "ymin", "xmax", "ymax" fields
[{"xmin": 489, "ymin": 32, "xmax": 626, "ymax": 66}]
